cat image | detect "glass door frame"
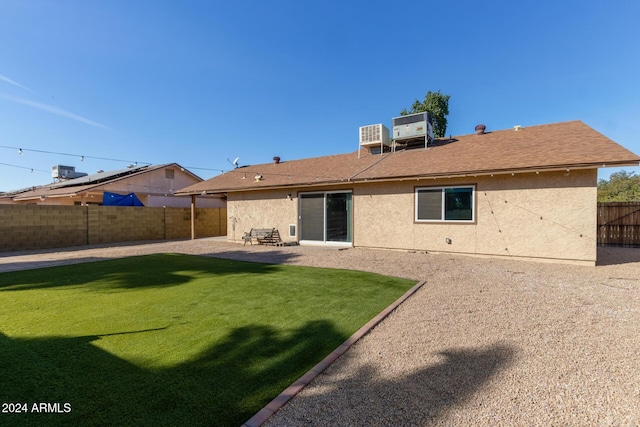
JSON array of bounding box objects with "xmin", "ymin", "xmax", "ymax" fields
[{"xmin": 298, "ymin": 190, "xmax": 353, "ymax": 247}]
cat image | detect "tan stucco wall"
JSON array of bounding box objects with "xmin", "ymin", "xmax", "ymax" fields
[
  {"xmin": 353, "ymin": 169, "xmax": 597, "ymax": 264},
  {"xmin": 227, "ymin": 189, "xmax": 300, "ymax": 242},
  {"xmin": 226, "ymin": 169, "xmax": 598, "ymax": 264}
]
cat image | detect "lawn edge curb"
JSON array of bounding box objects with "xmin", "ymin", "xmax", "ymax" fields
[{"xmin": 242, "ymin": 280, "xmax": 427, "ymax": 427}]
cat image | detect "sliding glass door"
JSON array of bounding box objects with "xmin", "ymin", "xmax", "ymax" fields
[
  {"xmin": 300, "ymin": 194, "xmax": 324, "ymax": 241},
  {"xmin": 300, "ymin": 191, "xmax": 352, "ymax": 244}
]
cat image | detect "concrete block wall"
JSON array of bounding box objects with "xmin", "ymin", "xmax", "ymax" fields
[
  {"xmin": 0, "ymin": 205, "xmax": 226, "ymax": 252},
  {"xmin": 165, "ymin": 207, "xmax": 227, "ymax": 240},
  {"xmin": 204, "ymin": 207, "xmax": 227, "ymax": 237},
  {"xmin": 0, "ymin": 205, "xmax": 88, "ymax": 251},
  {"xmin": 87, "ymin": 206, "xmax": 166, "ymax": 244},
  {"xmin": 165, "ymin": 208, "xmax": 192, "ymax": 240}
]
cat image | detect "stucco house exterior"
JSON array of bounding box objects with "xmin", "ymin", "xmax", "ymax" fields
[
  {"xmin": 1, "ymin": 163, "xmax": 225, "ymax": 208},
  {"xmin": 177, "ymin": 121, "xmax": 639, "ymax": 265}
]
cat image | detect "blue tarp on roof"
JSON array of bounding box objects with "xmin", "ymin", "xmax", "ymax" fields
[{"xmin": 103, "ymin": 192, "xmax": 144, "ymax": 206}]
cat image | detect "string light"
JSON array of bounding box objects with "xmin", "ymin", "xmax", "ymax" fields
[
  {"xmin": 1, "ymin": 145, "xmax": 236, "ymax": 175},
  {"xmin": 184, "ymin": 166, "xmax": 226, "ymax": 173},
  {"xmin": 0, "ymin": 144, "xmax": 358, "ymax": 182},
  {"xmin": 0, "ymin": 162, "xmax": 49, "ymax": 174},
  {"xmin": 0, "ymin": 145, "xmax": 151, "ymax": 166},
  {"xmin": 483, "ymin": 191, "xmax": 595, "ymax": 246},
  {"xmin": 2, "ymin": 144, "xmax": 342, "ymax": 180}
]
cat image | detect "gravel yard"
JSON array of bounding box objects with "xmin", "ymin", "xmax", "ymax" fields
[{"xmin": 1, "ymin": 239, "xmax": 639, "ymax": 425}]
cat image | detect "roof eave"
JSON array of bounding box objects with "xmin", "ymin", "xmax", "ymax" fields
[
  {"xmin": 352, "ymin": 161, "xmax": 640, "ymax": 183},
  {"xmin": 13, "ymin": 192, "xmax": 79, "ymax": 201},
  {"xmin": 178, "ymin": 160, "xmax": 640, "ymax": 195},
  {"xmin": 176, "ymin": 179, "xmax": 353, "ymax": 196}
]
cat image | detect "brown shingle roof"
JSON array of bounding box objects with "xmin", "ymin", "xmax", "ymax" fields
[
  {"xmin": 177, "ymin": 121, "xmax": 640, "ymax": 195},
  {"xmin": 177, "ymin": 151, "xmax": 387, "ymax": 194},
  {"xmin": 357, "ymin": 120, "xmax": 639, "ymax": 179}
]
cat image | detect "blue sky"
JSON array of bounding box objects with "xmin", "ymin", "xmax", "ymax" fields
[{"xmin": 1, "ymin": 0, "xmax": 639, "ymax": 192}]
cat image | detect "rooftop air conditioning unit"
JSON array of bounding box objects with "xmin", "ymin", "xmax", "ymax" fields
[
  {"xmin": 392, "ymin": 112, "xmax": 434, "ymax": 143},
  {"xmin": 52, "ymin": 165, "xmax": 88, "ymax": 180},
  {"xmin": 359, "ymin": 124, "xmax": 390, "ymax": 147}
]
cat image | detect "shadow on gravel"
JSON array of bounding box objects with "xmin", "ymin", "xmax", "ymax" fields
[
  {"xmin": 0, "ymin": 253, "xmax": 299, "ymax": 291},
  {"xmin": 0, "ymin": 257, "xmax": 110, "ymax": 273},
  {"xmin": 597, "ymin": 246, "xmax": 640, "ymax": 266},
  {"xmin": 201, "ymin": 249, "xmax": 303, "ymax": 266},
  {"xmin": 0, "ymin": 240, "xmax": 184, "ymax": 258},
  {"xmin": 0, "ymin": 245, "xmax": 304, "ymax": 274},
  {"xmin": 275, "ymin": 342, "xmax": 517, "ymax": 425}
]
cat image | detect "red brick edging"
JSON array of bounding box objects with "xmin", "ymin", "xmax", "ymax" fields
[{"xmin": 242, "ymin": 280, "xmax": 427, "ymax": 427}]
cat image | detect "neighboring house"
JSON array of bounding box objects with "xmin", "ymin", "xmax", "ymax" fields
[
  {"xmin": 0, "ymin": 163, "xmax": 225, "ymax": 208},
  {"xmin": 176, "ymin": 121, "xmax": 640, "ymax": 265}
]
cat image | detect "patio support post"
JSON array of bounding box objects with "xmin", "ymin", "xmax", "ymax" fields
[{"xmin": 191, "ymin": 195, "xmax": 196, "ymax": 240}]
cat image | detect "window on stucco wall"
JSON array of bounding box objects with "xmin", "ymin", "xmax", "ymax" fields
[{"xmin": 415, "ymin": 185, "xmax": 475, "ymax": 222}]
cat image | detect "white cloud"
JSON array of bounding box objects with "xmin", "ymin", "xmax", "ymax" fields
[
  {"xmin": 1, "ymin": 94, "xmax": 112, "ymax": 131},
  {"xmin": 0, "ymin": 73, "xmax": 32, "ymax": 92}
]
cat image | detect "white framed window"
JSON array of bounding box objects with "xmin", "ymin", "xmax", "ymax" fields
[{"xmin": 415, "ymin": 185, "xmax": 475, "ymax": 222}]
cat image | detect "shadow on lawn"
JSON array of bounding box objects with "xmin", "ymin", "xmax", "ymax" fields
[
  {"xmin": 0, "ymin": 253, "xmax": 296, "ymax": 292},
  {"xmin": 0, "ymin": 320, "xmax": 345, "ymax": 427}
]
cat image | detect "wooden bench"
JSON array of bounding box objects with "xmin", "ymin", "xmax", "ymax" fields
[{"xmin": 242, "ymin": 228, "xmax": 281, "ymax": 246}]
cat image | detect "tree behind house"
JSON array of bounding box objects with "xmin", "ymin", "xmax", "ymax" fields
[
  {"xmin": 598, "ymin": 170, "xmax": 640, "ymax": 202},
  {"xmin": 400, "ymin": 90, "xmax": 450, "ymax": 138}
]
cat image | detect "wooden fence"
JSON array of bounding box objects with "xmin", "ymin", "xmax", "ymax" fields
[{"xmin": 597, "ymin": 202, "xmax": 640, "ymax": 247}]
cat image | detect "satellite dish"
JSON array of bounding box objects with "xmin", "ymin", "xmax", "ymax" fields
[{"xmin": 227, "ymin": 157, "xmax": 240, "ymax": 168}]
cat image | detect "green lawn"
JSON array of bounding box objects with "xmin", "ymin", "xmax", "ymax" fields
[{"xmin": 0, "ymin": 253, "xmax": 415, "ymax": 426}]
